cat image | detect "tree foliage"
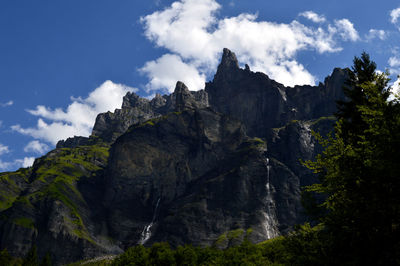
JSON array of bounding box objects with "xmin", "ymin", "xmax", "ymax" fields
[{"xmin": 304, "ymin": 52, "xmax": 400, "ymax": 265}]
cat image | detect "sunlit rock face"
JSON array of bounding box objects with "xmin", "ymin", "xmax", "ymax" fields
[{"xmin": 0, "ymin": 48, "xmax": 348, "ymax": 264}]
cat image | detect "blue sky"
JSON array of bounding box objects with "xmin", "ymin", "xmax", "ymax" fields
[{"xmin": 1, "ymin": 0, "xmax": 400, "ymax": 171}]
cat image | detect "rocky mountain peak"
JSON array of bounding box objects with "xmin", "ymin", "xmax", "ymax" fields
[
  {"xmin": 173, "ymin": 81, "xmax": 194, "ymax": 111},
  {"xmin": 122, "ymin": 91, "xmax": 149, "ymax": 109},
  {"xmin": 174, "ymin": 81, "xmax": 190, "ymax": 94},
  {"xmin": 151, "ymin": 93, "xmax": 166, "ymax": 109},
  {"xmin": 324, "ymin": 67, "xmax": 347, "ymax": 87},
  {"xmin": 220, "ymin": 48, "xmax": 239, "ymax": 70},
  {"xmin": 213, "ymin": 48, "xmax": 240, "ymax": 82}
]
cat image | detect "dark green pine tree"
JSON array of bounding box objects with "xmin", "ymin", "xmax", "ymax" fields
[
  {"xmin": 304, "ymin": 53, "xmax": 400, "ymax": 265},
  {"xmin": 336, "ymin": 52, "xmax": 390, "ymax": 144}
]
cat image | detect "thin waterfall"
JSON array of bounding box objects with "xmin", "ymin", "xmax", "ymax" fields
[
  {"xmin": 264, "ymin": 158, "xmax": 278, "ymax": 239},
  {"xmin": 138, "ymin": 198, "xmax": 161, "ymax": 245}
]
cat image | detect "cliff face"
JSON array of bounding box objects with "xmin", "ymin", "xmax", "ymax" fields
[
  {"xmin": 0, "ymin": 48, "xmax": 347, "ymax": 264},
  {"xmin": 0, "ymin": 143, "xmax": 121, "ymax": 264},
  {"xmin": 104, "ymin": 108, "xmax": 300, "ymax": 249}
]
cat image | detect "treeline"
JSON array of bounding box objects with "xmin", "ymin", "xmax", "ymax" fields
[
  {"xmin": 112, "ymin": 225, "xmax": 325, "ymax": 266},
  {"xmin": 0, "ymin": 227, "xmax": 324, "ymax": 265}
]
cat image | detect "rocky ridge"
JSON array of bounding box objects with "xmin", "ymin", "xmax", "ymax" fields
[{"xmin": 0, "ymin": 49, "xmax": 346, "ymax": 264}]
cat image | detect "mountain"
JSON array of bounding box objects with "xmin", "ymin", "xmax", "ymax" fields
[{"xmin": 0, "ymin": 49, "xmax": 346, "ymax": 264}]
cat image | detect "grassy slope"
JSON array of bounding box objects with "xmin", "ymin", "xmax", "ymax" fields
[{"xmin": 0, "ymin": 140, "xmax": 110, "ymax": 241}]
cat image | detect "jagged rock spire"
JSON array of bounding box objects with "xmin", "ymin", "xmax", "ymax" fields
[
  {"xmin": 174, "ymin": 81, "xmax": 190, "ymax": 94},
  {"xmin": 213, "ymin": 48, "xmax": 240, "ymax": 83},
  {"xmin": 173, "ymin": 81, "xmax": 209, "ymax": 111},
  {"xmin": 219, "ymin": 48, "xmax": 239, "ymax": 70},
  {"xmin": 174, "ymin": 81, "xmax": 192, "ymax": 112}
]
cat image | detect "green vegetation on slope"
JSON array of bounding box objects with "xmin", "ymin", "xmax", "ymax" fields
[
  {"xmin": 0, "ymin": 169, "xmax": 30, "ymax": 211},
  {"xmin": 1, "ymin": 142, "xmax": 110, "ymax": 242}
]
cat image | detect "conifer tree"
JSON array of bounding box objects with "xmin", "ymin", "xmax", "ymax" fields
[{"xmin": 305, "ymin": 53, "xmax": 400, "ymax": 265}]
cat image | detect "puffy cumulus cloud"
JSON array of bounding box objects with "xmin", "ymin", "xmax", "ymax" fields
[
  {"xmin": 332, "ymin": 19, "xmax": 359, "ymax": 41},
  {"xmin": 0, "ymin": 144, "xmax": 9, "ymax": 156},
  {"xmin": 299, "ymin": 11, "xmax": 326, "ymax": 23},
  {"xmin": 140, "ymin": 0, "xmax": 359, "ymax": 87},
  {"xmin": 390, "ymin": 7, "xmax": 400, "ymax": 25},
  {"xmin": 24, "ymin": 140, "xmax": 49, "ymax": 154},
  {"xmin": 12, "ymin": 80, "xmax": 137, "ymax": 145},
  {"xmin": 16, "ymin": 157, "xmax": 35, "ymax": 168},
  {"xmin": 140, "ymin": 54, "xmax": 206, "ymax": 92},
  {"xmin": 12, "ymin": 119, "xmax": 87, "ymax": 145},
  {"xmin": 0, "ymin": 157, "xmax": 35, "ymax": 171},
  {"xmin": 366, "ymin": 29, "xmax": 387, "ymax": 41},
  {"xmin": 0, "ymin": 100, "xmax": 13, "ymax": 107},
  {"xmin": 141, "ymin": 0, "xmax": 220, "ymax": 64}
]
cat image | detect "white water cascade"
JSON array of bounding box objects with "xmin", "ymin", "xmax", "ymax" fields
[
  {"xmin": 264, "ymin": 158, "xmax": 278, "ymax": 239},
  {"xmin": 138, "ymin": 198, "xmax": 161, "ymax": 245}
]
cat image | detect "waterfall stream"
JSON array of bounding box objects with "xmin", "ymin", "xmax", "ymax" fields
[
  {"xmin": 264, "ymin": 158, "xmax": 278, "ymax": 239},
  {"xmin": 138, "ymin": 198, "xmax": 161, "ymax": 245}
]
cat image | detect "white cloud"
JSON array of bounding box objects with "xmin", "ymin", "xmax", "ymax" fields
[
  {"xmin": 0, "ymin": 157, "xmax": 35, "ymax": 171},
  {"xmin": 333, "ymin": 19, "xmax": 359, "ymax": 41},
  {"xmin": 140, "ymin": 0, "xmax": 359, "ymax": 87},
  {"xmin": 140, "ymin": 54, "xmax": 206, "ymax": 92},
  {"xmin": 389, "ymin": 75, "xmax": 400, "ymax": 102},
  {"xmin": 12, "ymin": 80, "xmax": 137, "ymax": 145},
  {"xmin": 393, "ymin": 77, "xmax": 400, "ymax": 94},
  {"xmin": 366, "ymin": 29, "xmax": 387, "ymax": 41},
  {"xmin": 0, "ymin": 100, "xmax": 13, "ymax": 107},
  {"xmin": 15, "ymin": 157, "xmax": 35, "ymax": 168},
  {"xmin": 299, "ymin": 11, "xmax": 326, "ymax": 23},
  {"xmin": 389, "ymin": 56, "xmax": 400, "ymax": 68},
  {"xmin": 390, "ymin": 7, "xmax": 400, "ymax": 25},
  {"xmin": 0, "ymin": 160, "xmax": 11, "ymax": 170},
  {"xmin": 24, "ymin": 140, "xmax": 49, "ymax": 154},
  {"xmin": 0, "ymin": 144, "xmax": 9, "ymax": 156}
]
